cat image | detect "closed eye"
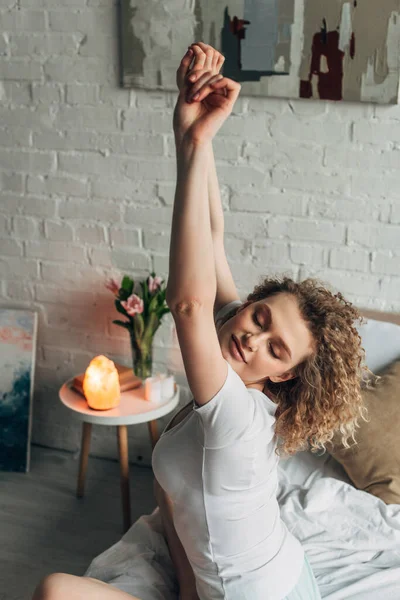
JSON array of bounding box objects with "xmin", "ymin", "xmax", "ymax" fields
[{"xmin": 253, "ymin": 313, "xmax": 279, "ymax": 359}]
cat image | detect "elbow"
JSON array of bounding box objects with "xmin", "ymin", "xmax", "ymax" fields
[{"xmin": 166, "ymin": 295, "xmax": 205, "ymax": 315}]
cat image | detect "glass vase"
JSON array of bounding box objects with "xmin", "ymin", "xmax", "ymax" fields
[{"xmin": 130, "ymin": 335, "xmax": 153, "ymax": 380}]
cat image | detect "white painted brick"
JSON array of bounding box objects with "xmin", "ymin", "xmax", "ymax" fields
[
  {"xmin": 21, "ymin": 0, "xmax": 86, "ymax": 6},
  {"xmin": 122, "ymin": 110, "xmax": 173, "ymax": 134},
  {"xmin": 142, "ymin": 229, "xmax": 169, "ymax": 252},
  {"xmin": 111, "ymin": 249, "xmax": 151, "ymax": 271},
  {"xmin": 0, "ymin": 171, "xmax": 25, "ymax": 192},
  {"xmin": 270, "ymin": 114, "xmax": 350, "ymax": 145},
  {"xmin": 92, "ymin": 177, "xmax": 156, "ymax": 202},
  {"xmin": 380, "ymin": 277, "xmax": 400, "ymax": 302},
  {"xmin": 27, "ymin": 174, "xmax": 88, "ymax": 197},
  {"xmin": 213, "ymin": 162, "xmax": 268, "ymax": 190},
  {"xmin": 298, "ymin": 267, "xmax": 382, "ymax": 298},
  {"xmin": 252, "ymin": 240, "xmax": 292, "ymax": 268},
  {"xmin": 0, "ymin": 238, "xmax": 22, "ymax": 256},
  {"xmin": 0, "ymin": 149, "xmax": 55, "ymax": 173},
  {"xmin": 353, "ymin": 120, "xmax": 400, "ymax": 145},
  {"xmin": 58, "ymin": 152, "xmax": 123, "ymax": 176},
  {"xmin": 0, "ymin": 107, "xmax": 54, "ymax": 129},
  {"xmin": 389, "ymin": 202, "xmax": 400, "ymax": 223},
  {"xmin": 0, "ymin": 127, "xmax": 31, "ymax": 148},
  {"xmin": 9, "ymin": 33, "xmax": 82, "ymax": 57},
  {"xmin": 45, "ymin": 220, "xmax": 74, "ymax": 242},
  {"xmin": 0, "ymin": 59, "xmax": 42, "ymax": 81},
  {"xmin": 272, "ymin": 167, "xmax": 348, "ymax": 195},
  {"xmin": 247, "ymin": 96, "xmax": 285, "ymax": 117},
  {"xmin": 99, "ymin": 85, "xmax": 129, "ymax": 107},
  {"xmin": 157, "ymin": 181, "xmax": 178, "ymax": 206},
  {"xmin": 324, "ymin": 146, "xmax": 400, "ymax": 170},
  {"xmin": 371, "ymin": 251, "xmax": 400, "ymax": 276},
  {"xmin": 269, "ymin": 217, "xmax": 346, "ymax": 244},
  {"xmin": 242, "ymin": 140, "xmax": 323, "ymax": 169},
  {"xmin": 66, "ymin": 84, "xmax": 99, "ymax": 105},
  {"xmin": 31, "ymin": 83, "xmax": 63, "ymax": 104},
  {"xmin": 87, "ymin": 247, "xmax": 112, "ymax": 266},
  {"xmin": 289, "ymin": 244, "xmax": 327, "ymax": 267},
  {"xmin": 26, "ymin": 241, "xmax": 87, "ymax": 262},
  {"xmin": 43, "ymin": 57, "xmax": 113, "ymax": 84},
  {"xmin": 40, "ymin": 262, "xmax": 99, "ymax": 286},
  {"xmin": 4, "ymin": 280, "xmax": 35, "ymax": 300},
  {"xmin": 225, "ymin": 212, "xmax": 267, "ymax": 237},
  {"xmin": 110, "ymin": 227, "xmax": 140, "ymax": 247},
  {"xmin": 35, "ymin": 283, "xmax": 95, "ymax": 306},
  {"xmin": 12, "ymin": 215, "xmax": 40, "ymax": 239},
  {"xmin": 48, "ymin": 9, "xmax": 111, "ymax": 35},
  {"xmin": 78, "ymin": 35, "xmax": 116, "ymax": 58},
  {"xmin": 44, "ymin": 304, "xmax": 106, "ymax": 332},
  {"xmin": 58, "ymin": 197, "xmax": 122, "ymax": 222},
  {"xmin": 349, "ymin": 172, "xmax": 400, "ymax": 200},
  {"xmin": 152, "ymin": 254, "xmax": 170, "ymax": 276},
  {"xmin": 123, "ymin": 158, "xmax": 175, "ymax": 181},
  {"xmin": 329, "ymin": 248, "xmax": 370, "ymax": 272},
  {"xmin": 0, "ymin": 82, "xmax": 31, "ymax": 105},
  {"xmin": 0, "ymin": 256, "xmax": 38, "ymax": 278},
  {"xmin": 231, "ymin": 190, "xmax": 307, "ymax": 217},
  {"xmin": 348, "ymin": 223, "xmax": 400, "ymax": 250},
  {"xmin": 224, "ymin": 236, "xmax": 250, "ymax": 262},
  {"xmin": 55, "ymin": 106, "xmax": 118, "ymax": 132},
  {"xmin": 308, "ymin": 195, "xmax": 386, "ymax": 222},
  {"xmin": 1, "ymin": 193, "xmax": 57, "ymax": 217},
  {"xmin": 75, "ymin": 224, "xmax": 105, "ymax": 244},
  {"xmin": 0, "ymin": 10, "xmax": 46, "ymax": 31},
  {"xmin": 0, "ymin": 213, "xmax": 9, "ymax": 235}
]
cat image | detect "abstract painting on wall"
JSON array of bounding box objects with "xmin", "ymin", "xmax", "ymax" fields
[
  {"xmin": 120, "ymin": 0, "xmax": 400, "ymax": 104},
  {"xmin": 0, "ymin": 309, "xmax": 38, "ymax": 473}
]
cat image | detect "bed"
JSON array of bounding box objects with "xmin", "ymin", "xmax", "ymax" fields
[{"xmin": 84, "ymin": 309, "xmax": 400, "ymax": 600}]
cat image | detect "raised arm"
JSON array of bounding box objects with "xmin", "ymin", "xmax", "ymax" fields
[{"xmin": 168, "ymin": 43, "xmax": 241, "ymax": 308}]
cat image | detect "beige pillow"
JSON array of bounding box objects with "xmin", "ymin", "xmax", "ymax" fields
[{"xmin": 328, "ymin": 359, "xmax": 400, "ymax": 505}]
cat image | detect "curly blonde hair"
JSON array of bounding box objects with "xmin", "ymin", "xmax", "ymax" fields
[{"xmin": 219, "ymin": 276, "xmax": 373, "ymax": 458}]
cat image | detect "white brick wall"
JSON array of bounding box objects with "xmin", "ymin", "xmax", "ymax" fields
[{"xmin": 0, "ymin": 3, "xmax": 399, "ymax": 467}]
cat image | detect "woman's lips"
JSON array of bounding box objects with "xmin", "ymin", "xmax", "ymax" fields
[{"xmin": 231, "ymin": 335, "xmax": 245, "ymax": 362}]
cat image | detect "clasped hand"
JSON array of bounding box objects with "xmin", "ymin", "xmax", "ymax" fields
[{"xmin": 174, "ymin": 41, "xmax": 241, "ymax": 146}]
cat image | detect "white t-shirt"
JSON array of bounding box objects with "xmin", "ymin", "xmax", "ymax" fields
[{"xmin": 152, "ymin": 300, "xmax": 304, "ymax": 600}]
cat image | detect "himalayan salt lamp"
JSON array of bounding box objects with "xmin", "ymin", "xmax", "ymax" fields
[{"xmin": 83, "ymin": 355, "xmax": 120, "ymax": 410}]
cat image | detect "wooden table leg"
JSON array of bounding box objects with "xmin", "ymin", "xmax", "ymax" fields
[
  {"xmin": 77, "ymin": 422, "xmax": 92, "ymax": 498},
  {"xmin": 117, "ymin": 425, "xmax": 131, "ymax": 533},
  {"xmin": 147, "ymin": 419, "xmax": 159, "ymax": 450}
]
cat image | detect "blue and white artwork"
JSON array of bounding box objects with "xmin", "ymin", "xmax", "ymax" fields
[{"xmin": 0, "ymin": 309, "xmax": 38, "ymax": 473}]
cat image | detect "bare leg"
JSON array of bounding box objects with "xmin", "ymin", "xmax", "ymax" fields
[{"xmin": 32, "ymin": 573, "xmax": 142, "ymax": 600}]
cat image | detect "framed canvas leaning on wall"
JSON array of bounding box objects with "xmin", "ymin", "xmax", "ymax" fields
[
  {"xmin": 0, "ymin": 309, "xmax": 38, "ymax": 473},
  {"xmin": 119, "ymin": 0, "xmax": 400, "ymax": 104}
]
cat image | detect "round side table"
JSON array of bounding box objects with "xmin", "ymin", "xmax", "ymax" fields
[{"xmin": 59, "ymin": 378, "xmax": 180, "ymax": 533}]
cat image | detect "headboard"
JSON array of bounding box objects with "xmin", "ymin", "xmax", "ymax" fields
[{"xmin": 360, "ymin": 308, "xmax": 400, "ymax": 326}]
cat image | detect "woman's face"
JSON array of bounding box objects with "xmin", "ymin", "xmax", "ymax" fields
[{"xmin": 217, "ymin": 293, "xmax": 315, "ymax": 389}]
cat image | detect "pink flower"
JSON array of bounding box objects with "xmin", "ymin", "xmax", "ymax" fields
[
  {"xmin": 105, "ymin": 278, "xmax": 120, "ymax": 295},
  {"xmin": 121, "ymin": 294, "xmax": 144, "ymax": 317},
  {"xmin": 148, "ymin": 275, "xmax": 163, "ymax": 294}
]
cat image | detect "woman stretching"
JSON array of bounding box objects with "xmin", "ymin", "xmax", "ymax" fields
[{"xmin": 32, "ymin": 43, "xmax": 368, "ymax": 600}]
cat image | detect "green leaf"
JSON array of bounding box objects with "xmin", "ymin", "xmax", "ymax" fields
[
  {"xmin": 115, "ymin": 299, "xmax": 131, "ymax": 319},
  {"xmin": 121, "ymin": 275, "xmax": 134, "ymax": 296}
]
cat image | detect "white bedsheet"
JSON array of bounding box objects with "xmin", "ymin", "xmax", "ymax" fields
[{"xmin": 84, "ymin": 451, "xmax": 400, "ymax": 600}]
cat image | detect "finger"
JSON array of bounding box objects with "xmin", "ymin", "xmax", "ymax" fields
[
  {"xmin": 176, "ymin": 48, "xmax": 195, "ymax": 90},
  {"xmin": 190, "ymin": 42, "xmax": 223, "ymax": 73},
  {"xmin": 187, "ymin": 71, "xmax": 222, "ymax": 98},
  {"xmin": 188, "ymin": 74, "xmax": 224, "ymax": 102},
  {"xmin": 209, "ymin": 77, "xmax": 242, "ymax": 105},
  {"xmin": 189, "ymin": 44, "xmax": 207, "ymax": 71}
]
